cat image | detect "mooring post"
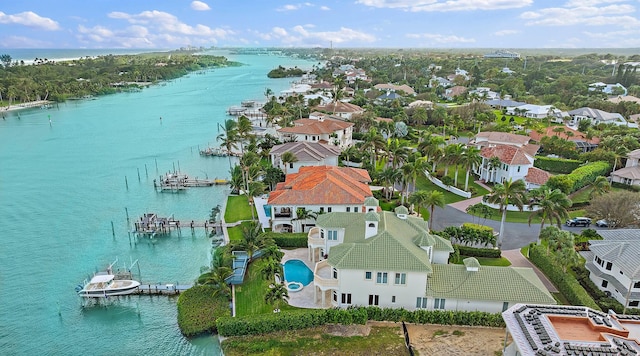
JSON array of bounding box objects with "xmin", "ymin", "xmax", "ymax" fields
[
  {"xmin": 137, "ymin": 168, "xmax": 141, "ymax": 182},
  {"xmin": 155, "ymin": 158, "xmax": 158, "ymax": 174},
  {"xmin": 125, "ymin": 176, "xmax": 129, "ymax": 190},
  {"xmin": 127, "ymin": 231, "xmax": 132, "ymax": 246},
  {"xmin": 125, "ymin": 207, "xmax": 130, "ymax": 226},
  {"xmin": 172, "ymin": 162, "xmax": 176, "ymax": 173},
  {"xmin": 111, "ymin": 221, "xmax": 115, "ymax": 238},
  {"xmin": 144, "ymin": 164, "xmax": 148, "ymax": 178}
]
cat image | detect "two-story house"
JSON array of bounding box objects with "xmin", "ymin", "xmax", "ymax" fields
[
  {"xmin": 313, "ymin": 102, "xmax": 364, "ymax": 120},
  {"xmin": 270, "ymin": 141, "xmax": 341, "ymax": 174},
  {"xmin": 586, "ymin": 229, "xmax": 640, "ymax": 310},
  {"xmin": 277, "ymin": 116, "xmax": 353, "ymax": 148},
  {"xmin": 309, "ymin": 204, "xmax": 555, "ymax": 311},
  {"xmin": 267, "ymin": 166, "xmax": 372, "ymax": 233},
  {"xmin": 611, "ymin": 148, "xmax": 640, "ymax": 187}
]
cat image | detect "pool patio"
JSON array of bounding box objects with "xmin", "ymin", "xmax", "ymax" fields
[{"xmin": 281, "ymin": 248, "xmax": 331, "ymax": 309}]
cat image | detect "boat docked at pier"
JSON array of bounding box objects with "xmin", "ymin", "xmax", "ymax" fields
[{"xmin": 77, "ymin": 258, "xmax": 140, "ymax": 298}]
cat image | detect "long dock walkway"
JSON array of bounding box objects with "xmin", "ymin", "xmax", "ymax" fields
[{"xmin": 137, "ymin": 283, "xmax": 193, "ymax": 295}]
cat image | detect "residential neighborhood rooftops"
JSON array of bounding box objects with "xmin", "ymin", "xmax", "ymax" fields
[
  {"xmin": 480, "ymin": 145, "xmax": 533, "ymax": 165},
  {"xmin": 314, "ymin": 101, "xmax": 364, "ymax": 114},
  {"xmin": 277, "ymin": 118, "xmax": 353, "ymax": 136},
  {"xmin": 267, "ymin": 166, "xmax": 372, "ymax": 206},
  {"xmin": 270, "ymin": 141, "xmax": 341, "ymax": 162},
  {"xmin": 528, "ymin": 126, "xmax": 600, "ymax": 145},
  {"xmin": 429, "ymin": 263, "xmax": 555, "ymax": 304},
  {"xmin": 373, "ymin": 83, "xmax": 416, "ymax": 95},
  {"xmin": 589, "ymin": 230, "xmax": 640, "ymax": 279},
  {"xmin": 473, "ymin": 131, "xmax": 531, "ymax": 147},
  {"xmin": 524, "ymin": 167, "xmax": 552, "ymax": 186}
]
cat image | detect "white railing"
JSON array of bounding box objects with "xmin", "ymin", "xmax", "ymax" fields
[
  {"xmin": 425, "ymin": 171, "xmax": 472, "ymax": 198},
  {"xmin": 314, "ymin": 260, "xmax": 339, "ymax": 289},
  {"xmin": 308, "ymin": 227, "xmax": 324, "ymax": 247}
]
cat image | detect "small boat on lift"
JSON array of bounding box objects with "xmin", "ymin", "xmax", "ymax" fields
[{"xmin": 77, "ymin": 274, "xmax": 140, "ymax": 298}]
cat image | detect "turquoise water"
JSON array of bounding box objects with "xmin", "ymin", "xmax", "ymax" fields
[
  {"xmin": 0, "ymin": 50, "xmax": 314, "ymax": 355},
  {"xmin": 283, "ymin": 260, "xmax": 314, "ymax": 286},
  {"xmin": 264, "ymin": 204, "xmax": 272, "ymax": 217}
]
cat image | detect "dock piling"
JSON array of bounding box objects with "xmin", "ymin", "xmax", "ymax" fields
[
  {"xmin": 125, "ymin": 176, "xmax": 129, "ymax": 190},
  {"xmin": 155, "ymin": 158, "xmax": 158, "ymax": 174},
  {"xmin": 145, "ymin": 164, "xmax": 148, "ymax": 178},
  {"xmin": 111, "ymin": 221, "xmax": 115, "ymax": 238},
  {"xmin": 137, "ymin": 168, "xmax": 141, "ymax": 182}
]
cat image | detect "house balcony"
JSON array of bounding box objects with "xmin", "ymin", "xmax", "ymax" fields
[
  {"xmin": 308, "ymin": 226, "xmax": 324, "ymax": 248},
  {"xmin": 273, "ymin": 207, "xmax": 292, "ymax": 218},
  {"xmin": 313, "ymin": 260, "xmax": 338, "ymax": 290}
]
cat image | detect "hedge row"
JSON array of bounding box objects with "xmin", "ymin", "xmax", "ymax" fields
[
  {"xmin": 455, "ymin": 245, "xmax": 502, "ymax": 258},
  {"xmin": 546, "ymin": 161, "xmax": 611, "ymax": 194},
  {"xmin": 534, "ymin": 156, "xmax": 583, "ymax": 174},
  {"xmin": 261, "ymin": 232, "xmax": 308, "ymax": 248},
  {"xmin": 528, "ymin": 245, "xmax": 600, "ymax": 310},
  {"xmin": 177, "ymin": 285, "xmax": 231, "ymax": 336},
  {"xmin": 572, "ymin": 266, "xmax": 640, "ymax": 315},
  {"xmin": 216, "ymin": 306, "xmax": 504, "ymax": 337}
]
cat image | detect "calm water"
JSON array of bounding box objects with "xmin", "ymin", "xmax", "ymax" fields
[{"xmin": 0, "ymin": 50, "xmax": 314, "ymax": 355}]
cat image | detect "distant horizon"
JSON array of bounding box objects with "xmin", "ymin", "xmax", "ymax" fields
[{"xmin": 2, "ymin": 1, "xmax": 640, "ymax": 48}]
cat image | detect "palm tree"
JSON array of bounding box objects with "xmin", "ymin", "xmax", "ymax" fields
[
  {"xmin": 487, "ymin": 156, "xmax": 502, "ymax": 183},
  {"xmin": 486, "ymin": 179, "xmax": 527, "ymax": 249},
  {"xmin": 217, "ymin": 119, "xmax": 238, "ymax": 169},
  {"xmin": 246, "ymin": 181, "xmax": 266, "ymax": 220},
  {"xmin": 360, "ymin": 127, "xmax": 386, "ymax": 167},
  {"xmin": 590, "ymin": 176, "xmax": 611, "ymax": 199},
  {"xmin": 421, "ymin": 190, "xmax": 446, "ymax": 230},
  {"xmin": 236, "ymin": 115, "xmax": 253, "ymax": 154},
  {"xmin": 280, "ymin": 151, "xmax": 298, "ymax": 175},
  {"xmin": 260, "ymin": 258, "xmax": 283, "ymax": 281},
  {"xmin": 379, "ymin": 167, "xmax": 401, "ymax": 200},
  {"xmin": 264, "ymin": 282, "xmax": 289, "ymax": 310},
  {"xmin": 230, "ymin": 220, "xmax": 273, "ymax": 262},
  {"xmin": 293, "ymin": 208, "xmax": 318, "ymax": 232},
  {"xmin": 197, "ymin": 266, "xmax": 233, "ymax": 299},
  {"xmin": 527, "ymin": 189, "xmax": 572, "ymax": 242},
  {"xmin": 459, "ymin": 146, "xmax": 482, "ymax": 191},
  {"xmin": 447, "ymin": 143, "xmax": 465, "ymax": 187},
  {"xmin": 386, "ymin": 138, "xmax": 409, "ymax": 169}
]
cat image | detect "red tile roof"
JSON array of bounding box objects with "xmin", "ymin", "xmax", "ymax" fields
[
  {"xmin": 314, "ymin": 101, "xmax": 364, "ymax": 114},
  {"xmin": 480, "ymin": 145, "xmax": 533, "ymax": 165},
  {"xmin": 525, "ymin": 167, "xmax": 552, "ymax": 186},
  {"xmin": 528, "ymin": 126, "xmax": 600, "ymax": 144},
  {"xmin": 278, "ymin": 118, "xmax": 353, "ymax": 135},
  {"xmin": 267, "ymin": 166, "xmax": 372, "ymax": 205}
]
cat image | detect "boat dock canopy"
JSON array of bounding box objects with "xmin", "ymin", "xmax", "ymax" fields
[{"xmin": 90, "ymin": 274, "xmax": 115, "ymax": 283}]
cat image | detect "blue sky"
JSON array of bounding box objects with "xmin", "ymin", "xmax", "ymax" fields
[{"xmin": 1, "ymin": 0, "xmax": 640, "ymax": 49}]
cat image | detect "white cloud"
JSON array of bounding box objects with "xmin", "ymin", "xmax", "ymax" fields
[
  {"xmin": 108, "ymin": 10, "xmax": 233, "ymax": 37},
  {"xmin": 190, "ymin": 1, "xmax": 211, "ymax": 11},
  {"xmin": 406, "ymin": 32, "xmax": 475, "ymax": 43},
  {"xmin": 320, "ymin": 6, "xmax": 331, "ymax": 10},
  {"xmin": 356, "ymin": 0, "xmax": 532, "ymax": 12},
  {"xmin": 520, "ymin": 4, "xmax": 639, "ymax": 28},
  {"xmin": 0, "ymin": 35, "xmax": 53, "ymax": 48},
  {"xmin": 494, "ymin": 29, "xmax": 519, "ymax": 36},
  {"xmin": 0, "ymin": 11, "xmax": 60, "ymax": 30},
  {"xmin": 254, "ymin": 25, "xmax": 375, "ymax": 46},
  {"xmin": 565, "ymin": 0, "xmax": 627, "ymax": 7},
  {"xmin": 277, "ymin": 4, "xmax": 302, "ymax": 11}
]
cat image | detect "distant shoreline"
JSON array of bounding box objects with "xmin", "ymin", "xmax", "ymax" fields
[{"xmin": 1, "ymin": 100, "xmax": 53, "ymax": 112}]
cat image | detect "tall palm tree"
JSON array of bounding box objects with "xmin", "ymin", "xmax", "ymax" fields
[
  {"xmin": 386, "ymin": 138, "xmax": 409, "ymax": 169},
  {"xmin": 230, "ymin": 220, "xmax": 273, "ymax": 262},
  {"xmin": 379, "ymin": 167, "xmax": 401, "ymax": 200},
  {"xmin": 197, "ymin": 266, "xmax": 233, "ymax": 299},
  {"xmin": 217, "ymin": 119, "xmax": 238, "ymax": 169},
  {"xmin": 487, "ymin": 156, "xmax": 502, "ymax": 183},
  {"xmin": 445, "ymin": 143, "xmax": 465, "ymax": 187},
  {"xmin": 236, "ymin": 115, "xmax": 253, "ymax": 155},
  {"xmin": 590, "ymin": 176, "xmax": 611, "ymax": 199},
  {"xmin": 280, "ymin": 151, "xmax": 298, "ymax": 175},
  {"xmin": 459, "ymin": 146, "xmax": 482, "ymax": 191},
  {"xmin": 412, "ymin": 190, "xmax": 445, "ymax": 231},
  {"xmin": 486, "ymin": 179, "xmax": 527, "ymax": 249},
  {"xmin": 528, "ymin": 189, "xmax": 572, "ymax": 242},
  {"xmin": 361, "ymin": 127, "xmax": 386, "ymax": 167},
  {"xmin": 246, "ymin": 181, "xmax": 266, "ymax": 220},
  {"xmin": 293, "ymin": 208, "xmax": 318, "ymax": 232},
  {"xmin": 264, "ymin": 282, "xmax": 289, "ymax": 310}
]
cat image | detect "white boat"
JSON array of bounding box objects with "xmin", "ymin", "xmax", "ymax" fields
[{"xmin": 77, "ymin": 273, "xmax": 141, "ymax": 298}]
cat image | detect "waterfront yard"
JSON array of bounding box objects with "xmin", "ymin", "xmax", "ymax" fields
[{"xmin": 224, "ymin": 195, "xmax": 254, "ymax": 223}]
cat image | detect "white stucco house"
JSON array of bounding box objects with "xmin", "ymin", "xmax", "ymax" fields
[
  {"xmin": 277, "ymin": 116, "xmax": 353, "ymax": 148},
  {"xmin": 313, "ymin": 101, "xmax": 364, "ymax": 120},
  {"xmin": 610, "ymin": 148, "xmax": 640, "ymax": 187},
  {"xmin": 267, "ymin": 166, "xmax": 372, "ymax": 233},
  {"xmin": 506, "ymin": 104, "xmax": 561, "ymax": 120},
  {"xmin": 308, "ymin": 204, "xmax": 555, "ymax": 311},
  {"xmin": 270, "ymin": 141, "xmax": 341, "ymax": 174},
  {"xmin": 568, "ymin": 107, "xmax": 634, "ymax": 127},
  {"xmin": 585, "ymin": 229, "xmax": 640, "ymax": 310},
  {"xmin": 476, "ymin": 144, "xmax": 536, "ymax": 184}
]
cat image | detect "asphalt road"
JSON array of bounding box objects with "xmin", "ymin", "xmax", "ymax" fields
[{"xmin": 431, "ymin": 205, "xmax": 603, "ymax": 250}]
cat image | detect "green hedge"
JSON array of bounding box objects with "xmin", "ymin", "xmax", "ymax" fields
[
  {"xmin": 455, "ymin": 245, "xmax": 502, "ymax": 258},
  {"xmin": 572, "ymin": 266, "xmax": 640, "ymax": 315},
  {"xmin": 217, "ymin": 306, "xmax": 504, "ymax": 337},
  {"xmin": 528, "ymin": 245, "xmax": 600, "ymax": 310},
  {"xmin": 546, "ymin": 161, "xmax": 611, "ymax": 194},
  {"xmin": 177, "ymin": 286, "xmax": 231, "ymax": 336},
  {"xmin": 534, "ymin": 156, "xmax": 583, "ymax": 174},
  {"xmin": 261, "ymin": 232, "xmax": 308, "ymax": 248}
]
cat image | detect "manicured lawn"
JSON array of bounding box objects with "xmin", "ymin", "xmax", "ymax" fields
[
  {"xmin": 224, "ymin": 195, "xmax": 254, "ymax": 223},
  {"xmin": 453, "ymin": 256, "xmax": 512, "ymax": 267},
  {"xmin": 415, "ymin": 176, "xmax": 466, "ymax": 204},
  {"xmin": 227, "ymin": 221, "xmax": 253, "ymax": 241},
  {"xmin": 221, "ymin": 326, "xmax": 407, "ymax": 356},
  {"xmin": 234, "ymin": 257, "xmax": 299, "ymax": 317}
]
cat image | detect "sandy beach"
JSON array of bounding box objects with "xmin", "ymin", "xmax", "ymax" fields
[{"xmin": 1, "ymin": 100, "xmax": 52, "ymax": 112}]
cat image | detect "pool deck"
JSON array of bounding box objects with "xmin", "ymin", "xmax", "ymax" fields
[
  {"xmin": 253, "ymin": 195, "xmax": 270, "ymax": 229},
  {"xmin": 281, "ymin": 248, "xmax": 328, "ymax": 309}
]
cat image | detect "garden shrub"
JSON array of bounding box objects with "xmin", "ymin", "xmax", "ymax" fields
[
  {"xmin": 261, "ymin": 232, "xmax": 308, "ymax": 248},
  {"xmin": 177, "ymin": 286, "xmax": 231, "ymax": 336},
  {"xmin": 455, "ymin": 245, "xmax": 502, "ymax": 258},
  {"xmin": 546, "ymin": 161, "xmax": 611, "ymax": 194},
  {"xmin": 534, "ymin": 156, "xmax": 582, "ymax": 174}
]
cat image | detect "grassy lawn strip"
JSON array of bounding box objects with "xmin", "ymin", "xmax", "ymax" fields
[
  {"xmin": 234, "ymin": 257, "xmax": 299, "ymax": 317},
  {"xmin": 468, "ymin": 206, "xmax": 588, "ymax": 224},
  {"xmin": 224, "ymin": 195, "xmax": 254, "ymax": 223},
  {"xmin": 221, "ymin": 325, "xmax": 406, "ymax": 356},
  {"xmin": 453, "ymin": 256, "xmax": 511, "ymax": 267},
  {"xmin": 227, "ymin": 221, "xmax": 253, "ymax": 241}
]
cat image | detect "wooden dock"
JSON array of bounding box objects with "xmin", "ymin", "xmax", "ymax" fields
[
  {"xmin": 154, "ymin": 171, "xmax": 227, "ymax": 192},
  {"xmin": 132, "ymin": 212, "xmax": 225, "ymax": 237},
  {"xmin": 136, "ymin": 283, "xmax": 192, "ymax": 295}
]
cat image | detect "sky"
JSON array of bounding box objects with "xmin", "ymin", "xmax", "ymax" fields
[{"xmin": 1, "ymin": 0, "xmax": 640, "ymax": 49}]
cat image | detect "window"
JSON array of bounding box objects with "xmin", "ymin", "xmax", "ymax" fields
[
  {"xmin": 368, "ymin": 223, "xmax": 375, "ymax": 228},
  {"xmin": 392, "ymin": 296, "xmax": 396, "ymax": 303},
  {"xmin": 416, "ymin": 297, "xmax": 428, "ymax": 309},
  {"xmin": 502, "ymin": 302, "xmax": 509, "ymax": 312},
  {"xmin": 634, "ymin": 281, "xmax": 640, "ymax": 289},
  {"xmin": 289, "ymin": 163, "xmax": 293, "ymax": 169},
  {"xmin": 328, "ymin": 230, "xmax": 338, "ymax": 241},
  {"xmin": 394, "ymin": 273, "xmax": 406, "ymax": 285},
  {"xmin": 320, "ymin": 230, "xmax": 325, "ymax": 239},
  {"xmin": 620, "ymin": 270, "xmax": 624, "ymax": 275},
  {"xmin": 606, "ymin": 262, "xmax": 613, "ymax": 271},
  {"xmin": 332, "ymin": 291, "xmax": 337, "ymax": 302},
  {"xmin": 328, "ymin": 207, "xmax": 332, "ymax": 213},
  {"xmin": 346, "ymin": 207, "xmax": 350, "ymax": 212},
  {"xmin": 354, "ymin": 207, "xmax": 359, "ymax": 212},
  {"xmin": 332, "ymin": 268, "xmax": 338, "ymax": 279},
  {"xmin": 320, "ymin": 207, "xmax": 325, "ymax": 213},
  {"xmin": 341, "ymin": 293, "xmax": 352, "ymax": 304},
  {"xmin": 365, "ymin": 271, "xmax": 372, "ymax": 280},
  {"xmin": 434, "ymin": 298, "xmax": 446, "ymax": 310},
  {"xmin": 376, "ymin": 272, "xmax": 388, "ymax": 284},
  {"xmin": 517, "ymin": 166, "xmax": 521, "ymax": 172},
  {"xmin": 629, "ymin": 301, "xmax": 639, "ymax": 307},
  {"xmin": 602, "ymin": 280, "xmax": 609, "ymax": 288},
  {"xmin": 368, "ymin": 294, "xmax": 379, "ymax": 306},
  {"xmin": 595, "ymin": 256, "xmax": 602, "ymax": 265}
]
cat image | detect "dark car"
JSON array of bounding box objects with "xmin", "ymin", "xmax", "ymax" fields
[
  {"xmin": 596, "ymin": 219, "xmax": 612, "ymax": 228},
  {"xmin": 566, "ymin": 217, "xmax": 592, "ymax": 227}
]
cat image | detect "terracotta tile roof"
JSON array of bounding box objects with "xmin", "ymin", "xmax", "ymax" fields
[
  {"xmin": 267, "ymin": 166, "xmax": 372, "ymax": 205},
  {"xmin": 314, "ymin": 101, "xmax": 364, "ymax": 114},
  {"xmin": 474, "ymin": 131, "xmax": 531, "ymax": 146},
  {"xmin": 373, "ymin": 83, "xmax": 416, "ymax": 95},
  {"xmin": 480, "ymin": 144, "xmax": 533, "ymax": 165},
  {"xmin": 525, "ymin": 167, "xmax": 551, "ymax": 185},
  {"xmin": 277, "ymin": 118, "xmax": 353, "ymax": 135},
  {"xmin": 528, "ymin": 126, "xmax": 600, "ymax": 145},
  {"xmin": 311, "ymin": 82, "xmax": 333, "ymax": 89}
]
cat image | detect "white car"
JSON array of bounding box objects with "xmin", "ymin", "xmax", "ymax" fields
[{"xmin": 595, "ymin": 219, "xmax": 610, "ymax": 228}]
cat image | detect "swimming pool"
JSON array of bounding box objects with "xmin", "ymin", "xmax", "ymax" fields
[
  {"xmin": 264, "ymin": 204, "xmax": 271, "ymax": 217},
  {"xmin": 282, "ymin": 259, "xmax": 313, "ymax": 286}
]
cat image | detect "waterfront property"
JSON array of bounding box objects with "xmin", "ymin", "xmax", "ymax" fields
[
  {"xmin": 585, "ymin": 229, "xmax": 640, "ymax": 310},
  {"xmin": 502, "ymin": 303, "xmax": 640, "ymax": 356},
  {"xmin": 269, "ymin": 141, "xmax": 341, "ymax": 174},
  {"xmin": 276, "ymin": 116, "xmax": 354, "ymax": 148},
  {"xmin": 308, "ymin": 203, "xmax": 555, "ymax": 311},
  {"xmin": 267, "ymin": 165, "xmax": 372, "ymax": 233}
]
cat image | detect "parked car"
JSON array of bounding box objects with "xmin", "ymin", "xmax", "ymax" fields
[
  {"xmin": 566, "ymin": 217, "xmax": 592, "ymax": 227},
  {"xmin": 595, "ymin": 219, "xmax": 611, "ymax": 228}
]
